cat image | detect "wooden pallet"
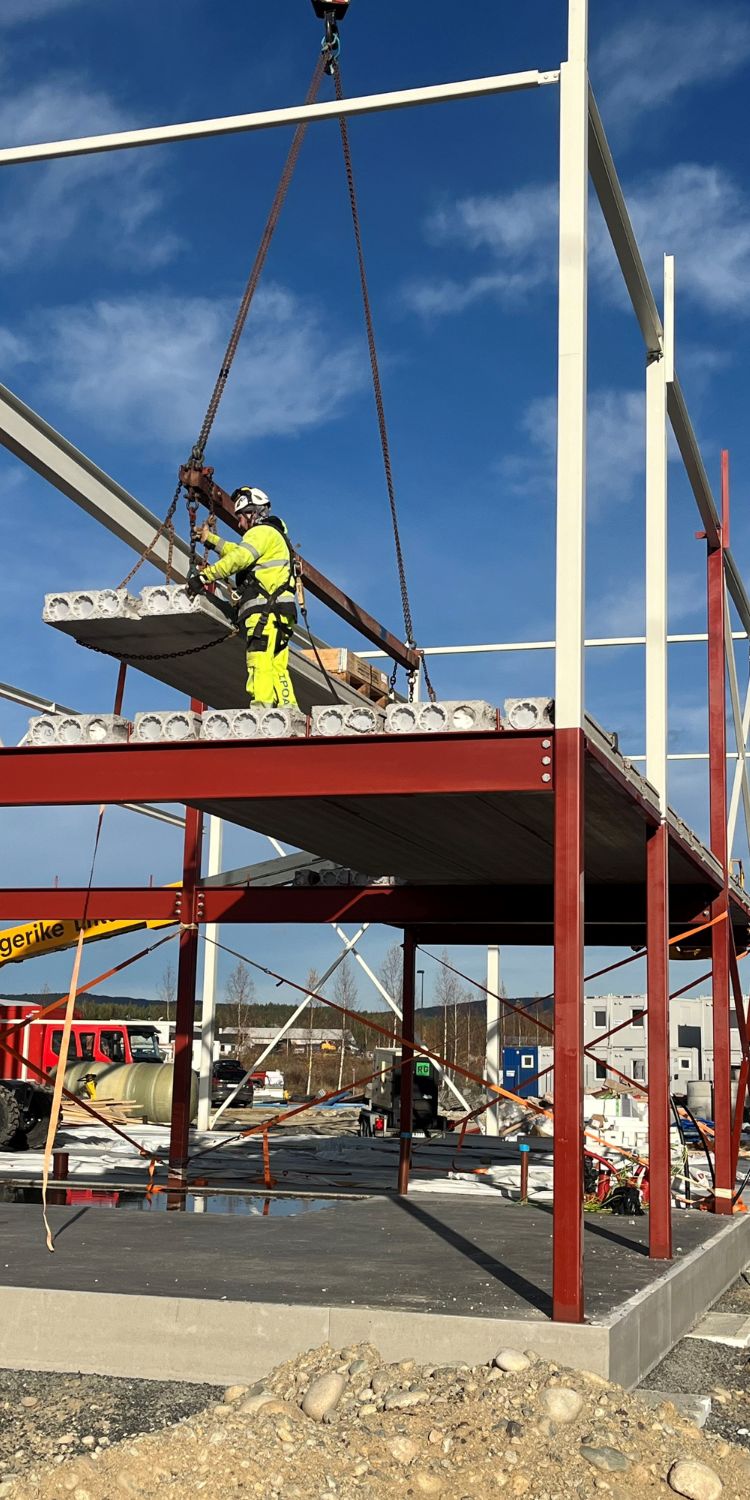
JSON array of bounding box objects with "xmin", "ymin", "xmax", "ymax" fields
[
  {"xmin": 301, "ymin": 648, "xmax": 390, "ymax": 705},
  {"xmin": 62, "ymin": 1097, "xmax": 145, "ymax": 1126}
]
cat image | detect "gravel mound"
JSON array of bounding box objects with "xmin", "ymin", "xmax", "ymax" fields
[{"xmin": 4, "ymin": 1343, "xmax": 750, "ymax": 1499}]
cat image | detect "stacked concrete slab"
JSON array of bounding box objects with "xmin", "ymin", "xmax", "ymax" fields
[
  {"xmin": 201, "ymin": 706, "xmax": 307, "ymax": 740},
  {"xmin": 27, "ymin": 713, "xmax": 130, "ymax": 746},
  {"xmin": 386, "ymin": 700, "xmax": 498, "ymax": 733}
]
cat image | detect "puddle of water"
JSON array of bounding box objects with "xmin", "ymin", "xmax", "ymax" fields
[{"xmin": 0, "ymin": 1184, "xmax": 337, "ymax": 1217}]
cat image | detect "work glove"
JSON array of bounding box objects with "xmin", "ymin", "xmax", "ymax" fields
[
  {"xmin": 186, "ymin": 566, "xmax": 206, "ymax": 599},
  {"xmin": 191, "ymin": 521, "xmax": 212, "ymax": 546}
]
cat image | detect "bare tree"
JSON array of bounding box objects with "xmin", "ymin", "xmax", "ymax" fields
[
  {"xmin": 158, "ymin": 963, "xmax": 176, "ymax": 1027},
  {"xmin": 305, "ymin": 967, "xmax": 320, "ymax": 1097},
  {"xmin": 332, "ymin": 956, "xmax": 358, "ymax": 1090},
  {"xmin": 225, "ymin": 961, "xmax": 256, "ymax": 1058},
  {"xmin": 433, "ymin": 952, "xmax": 464, "ymax": 1077},
  {"xmin": 379, "ymin": 942, "xmax": 403, "ymax": 1045}
]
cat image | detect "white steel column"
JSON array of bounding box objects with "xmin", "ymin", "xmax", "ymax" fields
[
  {"xmin": 485, "ymin": 946, "xmax": 502, "ymax": 1136},
  {"xmin": 645, "ymin": 259, "xmax": 670, "ymax": 805},
  {"xmin": 554, "ymin": 0, "xmax": 589, "ymax": 727},
  {"xmin": 197, "ymin": 815, "xmax": 223, "ymax": 1131}
]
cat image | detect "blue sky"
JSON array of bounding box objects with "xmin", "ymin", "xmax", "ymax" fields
[{"xmin": 1, "ymin": 0, "xmax": 749, "ymax": 1013}]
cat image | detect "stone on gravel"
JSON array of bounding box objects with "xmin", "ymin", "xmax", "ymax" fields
[
  {"xmin": 413, "ymin": 1473, "xmax": 444, "ymax": 1495},
  {"xmin": 668, "ymin": 1458, "xmax": 723, "ymax": 1499},
  {"xmin": 493, "ymin": 1350, "xmax": 531, "ymax": 1374},
  {"xmin": 580, "ymin": 1445, "xmax": 630, "ymax": 1472},
  {"xmin": 222, "ymin": 1386, "xmax": 248, "ymax": 1405},
  {"xmin": 301, "ymin": 1373, "xmax": 346, "ymax": 1423},
  {"xmin": 388, "ymin": 1436, "xmax": 420, "ymax": 1464},
  {"xmin": 541, "ymin": 1387, "xmax": 584, "ymax": 1424},
  {"xmin": 238, "ymin": 1391, "xmax": 275, "ymax": 1415},
  {"xmin": 639, "ymin": 1391, "xmax": 712, "ymax": 1428},
  {"xmin": 383, "ymin": 1389, "xmax": 430, "ymax": 1410}
]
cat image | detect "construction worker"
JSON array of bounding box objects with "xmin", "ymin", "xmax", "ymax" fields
[{"xmin": 195, "ymin": 488, "xmax": 298, "ymax": 707}]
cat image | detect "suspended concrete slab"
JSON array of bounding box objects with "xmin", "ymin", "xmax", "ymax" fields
[{"xmin": 43, "ymin": 586, "xmax": 373, "ymax": 714}]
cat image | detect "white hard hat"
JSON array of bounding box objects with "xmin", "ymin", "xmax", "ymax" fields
[{"xmin": 232, "ymin": 486, "xmax": 270, "ymax": 515}]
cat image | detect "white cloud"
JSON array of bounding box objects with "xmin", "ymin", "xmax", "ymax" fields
[
  {"xmin": 403, "ymin": 185, "xmax": 556, "ymax": 316},
  {"xmin": 0, "ymin": 74, "xmax": 178, "ymax": 273},
  {"xmin": 408, "ymin": 162, "xmax": 750, "ymax": 323},
  {"xmin": 588, "ymin": 570, "xmax": 704, "ymax": 638},
  {"xmin": 0, "ymin": 0, "xmax": 89, "ymax": 27},
  {"xmin": 593, "ymin": 164, "xmax": 750, "ymax": 318},
  {"xmin": 0, "ymin": 286, "xmax": 366, "ymax": 445},
  {"xmin": 497, "ymin": 388, "xmax": 645, "ymax": 515},
  {"xmin": 592, "ymin": 4, "xmax": 750, "ymax": 134},
  {"xmin": 0, "ymin": 76, "xmax": 178, "ymax": 272}
]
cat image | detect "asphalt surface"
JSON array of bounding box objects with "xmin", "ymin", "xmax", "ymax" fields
[
  {"xmin": 640, "ymin": 1273, "xmax": 750, "ymax": 1448},
  {"xmin": 0, "ymin": 1368, "xmax": 222, "ymax": 1487}
]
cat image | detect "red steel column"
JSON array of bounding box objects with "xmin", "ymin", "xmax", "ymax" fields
[
  {"xmin": 707, "ymin": 515, "xmax": 733, "ymax": 1214},
  {"xmin": 397, "ymin": 929, "xmax": 417, "ymax": 1196},
  {"xmin": 646, "ymin": 821, "xmax": 672, "ymax": 1257},
  {"xmin": 552, "ymin": 728, "xmax": 585, "ymax": 1323},
  {"xmin": 168, "ymin": 801, "xmax": 204, "ymax": 1188}
]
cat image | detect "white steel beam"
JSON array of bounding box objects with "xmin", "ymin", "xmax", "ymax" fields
[
  {"xmin": 0, "ymin": 381, "xmax": 192, "ymax": 582},
  {"xmin": 208, "ymin": 926, "xmax": 370, "ymax": 1127},
  {"xmin": 554, "ymin": 42, "xmax": 589, "ymax": 727},
  {"xmin": 644, "ymin": 258, "xmax": 671, "ymax": 810},
  {"xmin": 359, "ymin": 631, "xmax": 750, "ymax": 658},
  {"xmin": 0, "ymin": 72, "xmax": 559, "ymax": 169},
  {"xmin": 728, "ymin": 677, "xmax": 750, "ymax": 859},
  {"xmin": 332, "ymin": 924, "xmax": 472, "ymax": 1116},
  {"xmin": 587, "ymin": 87, "xmax": 662, "ymax": 352},
  {"xmin": 197, "ymin": 815, "xmax": 223, "ymax": 1132},
  {"xmin": 485, "ymin": 946, "xmax": 501, "ymax": 1136},
  {"xmin": 724, "ymin": 596, "xmax": 750, "ymax": 859}
]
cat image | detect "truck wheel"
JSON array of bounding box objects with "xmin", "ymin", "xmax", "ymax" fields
[
  {"xmin": 0, "ymin": 1087, "xmax": 22, "ymax": 1150},
  {"xmin": 19, "ymin": 1085, "xmax": 54, "ymax": 1151}
]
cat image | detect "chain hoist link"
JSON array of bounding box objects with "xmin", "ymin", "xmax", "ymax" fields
[
  {"xmin": 333, "ymin": 61, "xmax": 436, "ymax": 702},
  {"xmin": 115, "ymin": 479, "xmax": 183, "ymax": 591},
  {"xmin": 193, "ymin": 52, "xmax": 329, "ymax": 461},
  {"xmin": 77, "ymin": 629, "xmax": 239, "ymax": 666}
]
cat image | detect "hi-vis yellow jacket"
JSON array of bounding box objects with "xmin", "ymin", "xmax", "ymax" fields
[{"xmin": 201, "ymin": 521, "xmax": 295, "ymax": 621}]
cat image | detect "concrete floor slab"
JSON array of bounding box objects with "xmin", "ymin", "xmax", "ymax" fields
[
  {"xmin": 686, "ymin": 1310, "xmax": 750, "ymax": 1347},
  {"xmin": 0, "ymin": 1195, "xmax": 747, "ymax": 1389}
]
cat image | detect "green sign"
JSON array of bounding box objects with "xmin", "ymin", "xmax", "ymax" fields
[{"xmin": 415, "ymin": 1060, "xmax": 431, "ymax": 1076}]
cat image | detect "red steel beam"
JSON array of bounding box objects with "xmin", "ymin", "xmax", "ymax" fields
[
  {"xmin": 180, "ymin": 464, "xmax": 420, "ymax": 673},
  {"xmin": 0, "ymin": 881, "xmax": 727, "ymax": 926},
  {"xmin": 708, "ymin": 521, "xmax": 733, "ymax": 1215},
  {"xmin": 646, "ymin": 821, "xmax": 672, "ymax": 1259},
  {"xmin": 0, "ymin": 732, "xmax": 550, "ymax": 807},
  {"xmin": 552, "ymin": 728, "xmax": 585, "ymax": 1324},
  {"xmin": 168, "ymin": 801, "xmax": 204, "ymax": 1188},
  {"xmin": 397, "ymin": 930, "xmax": 416, "ymax": 1196}
]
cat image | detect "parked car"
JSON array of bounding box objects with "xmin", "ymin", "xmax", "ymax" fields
[{"xmin": 211, "ymin": 1059, "xmax": 254, "ymax": 1108}]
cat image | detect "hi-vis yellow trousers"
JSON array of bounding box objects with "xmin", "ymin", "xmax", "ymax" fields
[{"xmin": 244, "ymin": 612, "xmax": 298, "ymax": 707}]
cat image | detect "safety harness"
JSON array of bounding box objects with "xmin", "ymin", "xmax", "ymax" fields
[{"xmin": 235, "ymin": 516, "xmax": 297, "ymax": 654}]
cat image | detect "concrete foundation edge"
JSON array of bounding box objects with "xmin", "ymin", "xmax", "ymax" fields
[
  {"xmin": 0, "ymin": 1217, "xmax": 747, "ymax": 1389},
  {"xmin": 605, "ymin": 1213, "xmax": 750, "ymax": 1389}
]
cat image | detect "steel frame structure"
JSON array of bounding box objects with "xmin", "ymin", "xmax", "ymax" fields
[{"xmin": 1, "ymin": 0, "xmax": 748, "ymax": 1324}]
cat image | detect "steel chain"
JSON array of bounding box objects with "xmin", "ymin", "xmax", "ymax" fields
[
  {"xmin": 114, "ymin": 51, "xmax": 331, "ymax": 593},
  {"xmin": 193, "ymin": 51, "xmax": 331, "ymax": 462},
  {"xmin": 333, "ymin": 61, "xmax": 436, "ymax": 702},
  {"xmin": 77, "ymin": 629, "xmax": 239, "ymax": 666}
]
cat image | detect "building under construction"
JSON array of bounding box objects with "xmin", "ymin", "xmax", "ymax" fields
[{"xmin": 0, "ymin": 0, "xmax": 749, "ymax": 1388}]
